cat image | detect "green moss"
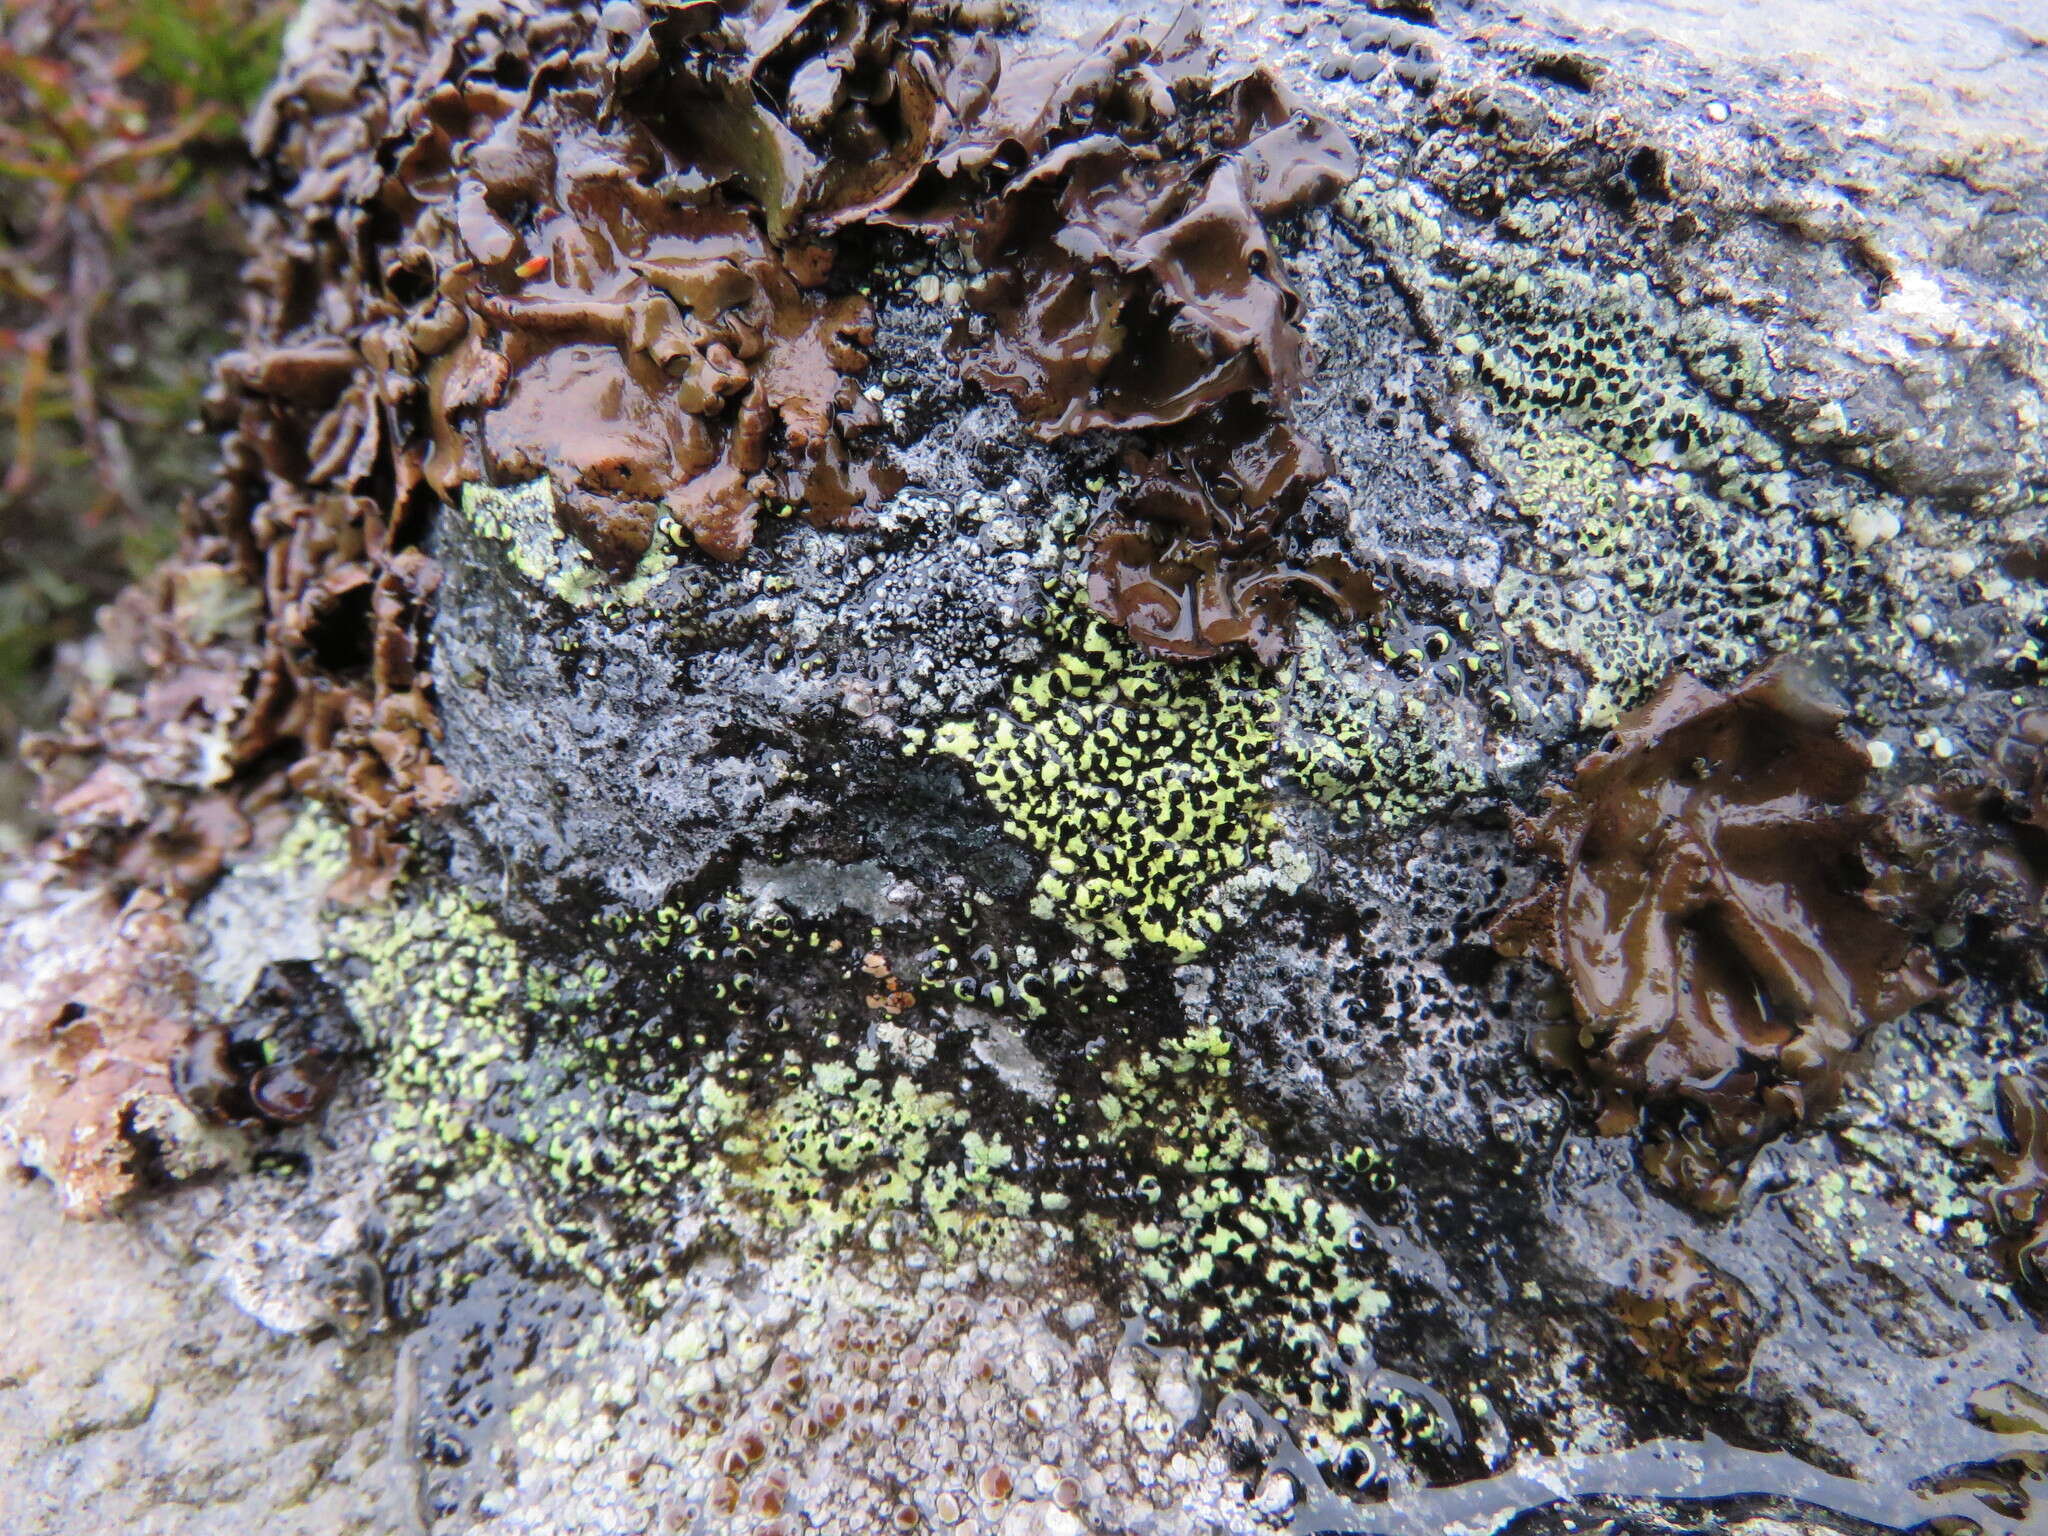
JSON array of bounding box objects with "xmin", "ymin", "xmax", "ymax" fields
[
  {"xmin": 121, "ymin": 0, "xmax": 290, "ymax": 133},
  {"xmin": 918, "ymin": 597, "xmax": 1280, "ymax": 960}
]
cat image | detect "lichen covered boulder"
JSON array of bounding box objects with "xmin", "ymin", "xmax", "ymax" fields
[{"xmin": 4, "ymin": 0, "xmax": 2048, "ymax": 1533}]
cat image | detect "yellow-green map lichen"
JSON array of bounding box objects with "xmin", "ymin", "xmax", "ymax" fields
[
  {"xmin": 1078, "ymin": 1024, "xmax": 1433, "ymax": 1475},
  {"xmin": 1343, "ymin": 180, "xmax": 1876, "ymax": 725},
  {"xmin": 1281, "ymin": 614, "xmax": 1490, "ymax": 826},
  {"xmin": 923, "ymin": 600, "xmax": 1280, "ymax": 960},
  {"xmin": 316, "ymin": 852, "xmax": 1433, "ymax": 1468},
  {"xmin": 461, "ymin": 476, "xmax": 680, "ymax": 609}
]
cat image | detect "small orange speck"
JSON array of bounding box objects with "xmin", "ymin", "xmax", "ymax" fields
[{"xmin": 514, "ymin": 252, "xmax": 550, "ymax": 278}]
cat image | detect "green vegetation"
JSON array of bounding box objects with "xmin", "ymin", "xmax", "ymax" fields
[{"xmin": 0, "ymin": 0, "xmax": 287, "ymax": 835}]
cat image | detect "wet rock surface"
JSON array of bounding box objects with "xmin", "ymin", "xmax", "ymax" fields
[
  {"xmin": 0, "ymin": 1174, "xmax": 398, "ymax": 1535},
  {"xmin": 3, "ymin": 0, "xmax": 2048, "ymax": 1533}
]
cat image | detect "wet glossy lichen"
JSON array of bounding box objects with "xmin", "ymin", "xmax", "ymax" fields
[
  {"xmin": 9, "ymin": 4, "xmax": 2048, "ymax": 1530},
  {"xmin": 920, "ymin": 599, "xmax": 1279, "ymax": 960},
  {"xmin": 172, "ymin": 958, "xmax": 353, "ymax": 1130},
  {"xmin": 1874, "ymin": 706, "xmax": 2048, "ymax": 970},
  {"xmin": 392, "ymin": 56, "xmax": 897, "ymax": 564},
  {"xmin": 16, "ymin": 0, "xmax": 1378, "ymax": 914},
  {"xmin": 1985, "ymin": 1067, "xmax": 2048, "ymax": 1298},
  {"xmin": 1080, "ymin": 1026, "xmax": 1457, "ymax": 1493},
  {"xmin": 1492, "ymin": 658, "xmax": 1941, "ymax": 1213},
  {"xmin": 1613, "ymin": 1240, "xmax": 1759, "ymax": 1401},
  {"xmin": 1086, "ymin": 402, "xmax": 1380, "ymax": 666},
  {"xmin": 458, "ymin": 477, "xmax": 687, "ymax": 611},
  {"xmin": 301, "ymin": 0, "xmax": 1362, "ymax": 649},
  {"xmin": 900, "ymin": 9, "xmax": 1366, "ymax": 665},
  {"xmin": 916, "ymin": 582, "xmax": 1493, "ymax": 958},
  {"xmin": 896, "ymin": 14, "xmax": 1354, "ymax": 439}
]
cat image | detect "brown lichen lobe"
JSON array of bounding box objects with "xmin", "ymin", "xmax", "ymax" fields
[
  {"xmin": 1613, "ymin": 1239, "xmax": 1759, "ymax": 1400},
  {"xmin": 1492, "ymin": 659, "xmax": 1941, "ymax": 1212},
  {"xmin": 878, "ymin": 12, "xmax": 1372, "ymax": 662},
  {"xmin": 441, "ymin": 0, "xmax": 1367, "ymax": 659},
  {"xmin": 1085, "ymin": 402, "xmax": 1381, "ymax": 664},
  {"xmin": 929, "ymin": 27, "xmax": 1356, "ymax": 439},
  {"xmin": 22, "ymin": 566, "xmax": 261, "ymax": 899},
  {"xmin": 394, "ymin": 69, "xmax": 891, "ymax": 566},
  {"xmin": 615, "ymin": 0, "xmax": 1007, "ymax": 239},
  {"xmin": 1873, "ymin": 707, "xmax": 2048, "ymax": 967},
  {"xmin": 1986, "ymin": 1067, "xmax": 2048, "ymax": 1297},
  {"xmin": 285, "ymin": 0, "xmax": 1371, "ymax": 663}
]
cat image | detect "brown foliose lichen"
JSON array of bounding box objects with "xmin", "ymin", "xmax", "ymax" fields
[
  {"xmin": 1085, "ymin": 400, "xmax": 1381, "ymax": 665},
  {"xmin": 612, "ymin": 0, "xmax": 1012, "ymax": 239},
  {"xmin": 1613, "ymin": 1239, "xmax": 1760, "ymax": 1400},
  {"xmin": 1985, "ymin": 1067, "xmax": 2048, "ymax": 1297},
  {"xmin": 20, "ymin": 562, "xmax": 266, "ymax": 897},
  {"xmin": 25, "ymin": 319, "xmax": 458, "ymax": 903},
  {"xmin": 915, "ymin": 18, "xmax": 1355, "ymax": 438},
  {"xmin": 1491, "ymin": 659, "xmax": 1941, "ymax": 1213},
  {"xmin": 1871, "ymin": 707, "xmax": 2048, "ymax": 970},
  {"xmin": 172, "ymin": 959, "xmax": 354, "ymax": 1131},
  {"xmin": 881, "ymin": 11, "xmax": 1370, "ymax": 661},
  {"xmin": 392, "ymin": 0, "xmax": 1357, "ymax": 596},
  {"xmin": 0, "ymin": 884, "xmax": 201, "ymax": 1214},
  {"xmin": 172, "ymin": 1029, "xmax": 341, "ymax": 1129},
  {"xmin": 20, "ymin": 0, "xmax": 1369, "ymax": 904},
  {"xmin": 389, "ymin": 48, "xmax": 899, "ymax": 562},
  {"xmin": 26, "ymin": 0, "xmax": 914, "ymax": 902}
]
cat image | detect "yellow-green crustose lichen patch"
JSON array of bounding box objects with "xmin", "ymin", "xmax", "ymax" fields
[
  {"xmin": 918, "ymin": 599, "xmax": 1280, "ymax": 960},
  {"xmin": 1341, "ymin": 180, "xmax": 1888, "ymax": 725},
  {"xmin": 1281, "ymin": 614, "xmax": 1490, "ymax": 826},
  {"xmin": 329, "ymin": 879, "xmax": 1048, "ymax": 1302},
  {"xmin": 1072, "ymin": 1024, "xmax": 1454, "ymax": 1477},
  {"xmin": 334, "ymin": 886, "xmax": 558, "ymax": 1196},
  {"xmin": 461, "ymin": 477, "xmax": 681, "ymax": 609},
  {"xmin": 686, "ymin": 1046, "xmax": 1045, "ymax": 1250},
  {"xmin": 322, "ymin": 860, "xmax": 1439, "ymax": 1468}
]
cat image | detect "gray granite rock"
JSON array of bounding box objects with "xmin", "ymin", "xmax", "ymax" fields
[{"xmin": 4, "ymin": 1, "xmax": 2047, "ymax": 1533}]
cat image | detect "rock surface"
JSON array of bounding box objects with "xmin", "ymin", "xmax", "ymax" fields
[
  {"xmin": 3, "ymin": 0, "xmax": 2047, "ymax": 1533},
  {"xmin": 0, "ymin": 1174, "xmax": 398, "ymax": 1535}
]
